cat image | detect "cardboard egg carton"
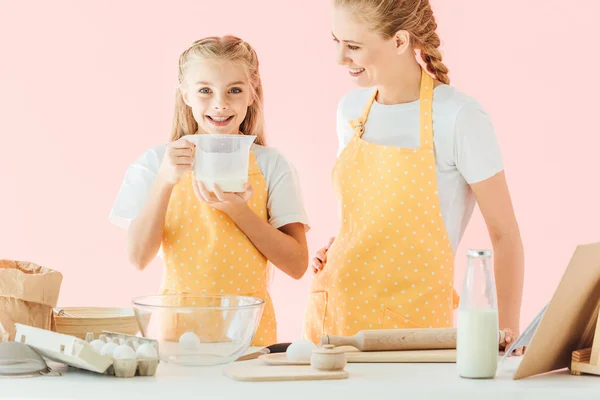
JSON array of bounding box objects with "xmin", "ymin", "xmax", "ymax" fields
[
  {"xmin": 90, "ymin": 331, "xmax": 160, "ymax": 378},
  {"xmin": 14, "ymin": 324, "xmax": 160, "ymax": 378}
]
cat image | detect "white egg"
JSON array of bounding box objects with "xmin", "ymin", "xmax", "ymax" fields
[
  {"xmin": 136, "ymin": 343, "xmax": 158, "ymax": 359},
  {"xmin": 179, "ymin": 332, "xmax": 201, "ymax": 350},
  {"xmin": 286, "ymin": 340, "xmax": 317, "ymax": 362},
  {"xmin": 100, "ymin": 342, "xmax": 119, "ymax": 356},
  {"xmin": 113, "ymin": 344, "xmax": 137, "ymax": 360},
  {"xmin": 90, "ymin": 339, "xmax": 105, "ymax": 353}
]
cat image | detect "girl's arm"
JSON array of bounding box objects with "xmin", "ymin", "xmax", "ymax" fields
[
  {"xmin": 127, "ymin": 138, "xmax": 195, "ymax": 270},
  {"xmin": 194, "ymin": 181, "xmax": 309, "ymax": 280},
  {"xmin": 127, "ymin": 175, "xmax": 175, "ymax": 270},
  {"xmin": 226, "ymin": 208, "xmax": 308, "ymax": 280},
  {"xmin": 470, "ymin": 171, "xmax": 524, "ymax": 341}
]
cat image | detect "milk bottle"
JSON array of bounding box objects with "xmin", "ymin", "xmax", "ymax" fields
[{"xmin": 456, "ymin": 249, "xmax": 500, "ymax": 379}]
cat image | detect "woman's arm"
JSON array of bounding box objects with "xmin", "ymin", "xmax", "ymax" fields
[
  {"xmin": 470, "ymin": 171, "xmax": 524, "ymax": 337},
  {"xmin": 194, "ymin": 181, "xmax": 309, "ymax": 280}
]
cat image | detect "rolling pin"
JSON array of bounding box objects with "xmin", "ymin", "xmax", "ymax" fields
[{"xmin": 321, "ymin": 328, "xmax": 506, "ymax": 351}]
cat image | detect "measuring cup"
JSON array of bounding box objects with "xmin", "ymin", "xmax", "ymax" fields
[{"xmin": 186, "ymin": 134, "xmax": 257, "ymax": 193}]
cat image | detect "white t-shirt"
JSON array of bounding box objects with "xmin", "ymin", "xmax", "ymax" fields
[
  {"xmin": 336, "ymin": 85, "xmax": 504, "ymax": 253},
  {"xmin": 109, "ymin": 143, "xmax": 311, "ymax": 232}
]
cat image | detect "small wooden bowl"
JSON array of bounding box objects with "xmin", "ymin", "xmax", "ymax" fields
[
  {"xmin": 310, "ymin": 345, "xmax": 347, "ymax": 371},
  {"xmin": 54, "ymin": 307, "xmax": 139, "ymax": 340}
]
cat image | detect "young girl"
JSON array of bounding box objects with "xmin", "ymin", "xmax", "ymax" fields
[
  {"xmin": 110, "ymin": 36, "xmax": 310, "ymax": 346},
  {"xmin": 305, "ymin": 0, "xmax": 524, "ymax": 355}
]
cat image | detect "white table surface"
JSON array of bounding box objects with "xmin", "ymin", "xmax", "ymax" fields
[{"xmin": 3, "ymin": 350, "xmax": 600, "ymax": 400}]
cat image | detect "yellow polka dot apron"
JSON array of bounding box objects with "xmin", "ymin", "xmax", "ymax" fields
[
  {"xmin": 303, "ymin": 69, "xmax": 459, "ymax": 343},
  {"xmin": 160, "ymin": 149, "xmax": 276, "ymax": 346}
]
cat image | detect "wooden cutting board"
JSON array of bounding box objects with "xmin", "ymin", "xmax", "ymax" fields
[
  {"xmin": 259, "ymin": 348, "xmax": 456, "ymax": 365},
  {"xmin": 223, "ymin": 365, "xmax": 349, "ymax": 382}
]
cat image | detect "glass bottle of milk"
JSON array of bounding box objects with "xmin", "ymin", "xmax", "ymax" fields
[{"xmin": 456, "ymin": 249, "xmax": 499, "ymax": 379}]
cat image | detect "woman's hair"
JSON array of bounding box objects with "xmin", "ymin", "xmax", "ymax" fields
[
  {"xmin": 170, "ymin": 35, "xmax": 266, "ymax": 145},
  {"xmin": 335, "ymin": 0, "xmax": 450, "ymax": 84}
]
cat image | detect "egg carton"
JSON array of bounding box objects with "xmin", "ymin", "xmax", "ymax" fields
[
  {"xmin": 87, "ymin": 331, "xmax": 161, "ymax": 378},
  {"xmin": 14, "ymin": 324, "xmax": 160, "ymax": 379}
]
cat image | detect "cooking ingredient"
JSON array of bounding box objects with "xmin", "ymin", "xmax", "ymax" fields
[
  {"xmin": 100, "ymin": 342, "xmax": 119, "ymax": 357},
  {"xmin": 90, "ymin": 339, "xmax": 106, "ymax": 353},
  {"xmin": 136, "ymin": 343, "xmax": 158, "ymax": 359},
  {"xmin": 457, "ymin": 309, "xmax": 499, "ymax": 378},
  {"xmin": 113, "ymin": 344, "xmax": 137, "ymax": 360},
  {"xmin": 286, "ymin": 340, "xmax": 316, "ymax": 362},
  {"xmin": 179, "ymin": 332, "xmax": 201, "ymax": 350},
  {"xmin": 197, "ymin": 177, "xmax": 246, "ymax": 193}
]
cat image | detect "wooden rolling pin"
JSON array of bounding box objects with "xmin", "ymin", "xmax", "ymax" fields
[{"xmin": 321, "ymin": 328, "xmax": 506, "ymax": 351}]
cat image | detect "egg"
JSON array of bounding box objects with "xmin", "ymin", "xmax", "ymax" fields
[
  {"xmin": 286, "ymin": 340, "xmax": 317, "ymax": 362},
  {"xmin": 113, "ymin": 344, "xmax": 137, "ymax": 360},
  {"xmin": 179, "ymin": 332, "xmax": 201, "ymax": 350},
  {"xmin": 100, "ymin": 342, "xmax": 119, "ymax": 357},
  {"xmin": 90, "ymin": 339, "xmax": 106, "ymax": 353},
  {"xmin": 136, "ymin": 343, "xmax": 158, "ymax": 359}
]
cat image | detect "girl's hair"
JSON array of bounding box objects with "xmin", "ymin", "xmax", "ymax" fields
[
  {"xmin": 170, "ymin": 35, "xmax": 266, "ymax": 145},
  {"xmin": 335, "ymin": 0, "xmax": 450, "ymax": 85}
]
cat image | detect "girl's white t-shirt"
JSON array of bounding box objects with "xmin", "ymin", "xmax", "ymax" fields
[
  {"xmin": 109, "ymin": 143, "xmax": 311, "ymax": 232},
  {"xmin": 336, "ymin": 85, "xmax": 504, "ymax": 253}
]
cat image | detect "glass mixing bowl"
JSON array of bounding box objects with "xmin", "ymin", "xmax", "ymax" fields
[{"xmin": 131, "ymin": 294, "xmax": 265, "ymax": 366}]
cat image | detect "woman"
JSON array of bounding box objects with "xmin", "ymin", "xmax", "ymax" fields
[{"xmin": 303, "ymin": 0, "xmax": 524, "ymax": 355}]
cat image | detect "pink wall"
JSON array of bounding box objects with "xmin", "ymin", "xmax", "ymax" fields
[{"xmin": 1, "ymin": 0, "xmax": 598, "ymax": 341}]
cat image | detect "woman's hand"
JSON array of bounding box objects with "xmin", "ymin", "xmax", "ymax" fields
[
  {"xmin": 499, "ymin": 327, "xmax": 525, "ymax": 356},
  {"xmin": 311, "ymin": 237, "xmax": 335, "ymax": 274}
]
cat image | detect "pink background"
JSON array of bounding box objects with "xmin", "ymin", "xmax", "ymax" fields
[{"xmin": 1, "ymin": 0, "xmax": 598, "ymax": 341}]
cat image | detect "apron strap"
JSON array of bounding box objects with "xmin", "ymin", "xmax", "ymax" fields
[
  {"xmin": 419, "ymin": 69, "xmax": 435, "ymax": 150},
  {"xmin": 348, "ymin": 69, "xmax": 435, "ymax": 147},
  {"xmin": 349, "ymin": 88, "xmax": 378, "ymax": 138},
  {"xmin": 248, "ymin": 147, "xmax": 262, "ymax": 175}
]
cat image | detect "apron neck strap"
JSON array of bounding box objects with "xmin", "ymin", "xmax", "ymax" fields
[
  {"xmin": 349, "ymin": 88, "xmax": 378, "ymax": 138},
  {"xmin": 349, "ymin": 68, "xmax": 435, "ymax": 149},
  {"xmin": 419, "ymin": 69, "xmax": 434, "ymax": 150}
]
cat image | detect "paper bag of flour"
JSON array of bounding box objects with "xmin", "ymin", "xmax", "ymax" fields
[{"xmin": 0, "ymin": 260, "xmax": 63, "ymax": 342}]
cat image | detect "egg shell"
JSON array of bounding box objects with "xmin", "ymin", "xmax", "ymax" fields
[
  {"xmin": 286, "ymin": 340, "xmax": 317, "ymax": 362},
  {"xmin": 100, "ymin": 342, "xmax": 119, "ymax": 356},
  {"xmin": 179, "ymin": 332, "xmax": 201, "ymax": 350},
  {"xmin": 113, "ymin": 344, "xmax": 137, "ymax": 360},
  {"xmin": 136, "ymin": 342, "xmax": 158, "ymax": 359},
  {"xmin": 91, "ymin": 339, "xmax": 106, "ymax": 353}
]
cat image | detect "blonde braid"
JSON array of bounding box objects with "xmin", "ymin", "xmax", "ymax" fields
[{"xmin": 418, "ymin": 30, "xmax": 450, "ymax": 85}]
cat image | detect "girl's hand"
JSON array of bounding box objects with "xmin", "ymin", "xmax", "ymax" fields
[
  {"xmin": 158, "ymin": 138, "xmax": 195, "ymax": 185},
  {"xmin": 500, "ymin": 327, "xmax": 525, "ymax": 356},
  {"xmin": 311, "ymin": 237, "xmax": 335, "ymax": 274},
  {"xmin": 193, "ymin": 180, "xmax": 253, "ymax": 216}
]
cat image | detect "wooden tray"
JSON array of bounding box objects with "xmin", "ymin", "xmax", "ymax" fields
[
  {"xmin": 223, "ymin": 365, "xmax": 349, "ymax": 382},
  {"xmin": 259, "ymin": 348, "xmax": 456, "ymax": 365}
]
